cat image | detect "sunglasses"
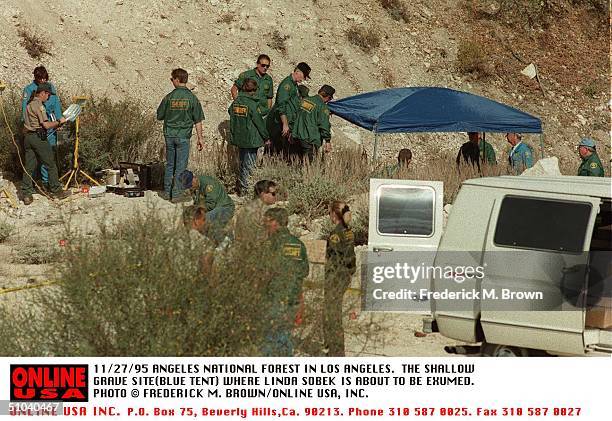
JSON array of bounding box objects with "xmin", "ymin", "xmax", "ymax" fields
[{"xmin": 258, "ymin": 63, "xmax": 270, "ymax": 68}]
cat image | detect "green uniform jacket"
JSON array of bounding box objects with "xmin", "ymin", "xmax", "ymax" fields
[
  {"xmin": 325, "ymin": 224, "xmax": 356, "ymax": 277},
  {"xmin": 266, "ymin": 227, "xmax": 309, "ymax": 317},
  {"xmin": 269, "ymin": 75, "xmax": 300, "ymax": 129},
  {"xmin": 578, "ymin": 152, "xmax": 604, "ymax": 177},
  {"xmin": 192, "ymin": 175, "xmax": 235, "ymax": 212},
  {"xmin": 479, "ymin": 140, "xmax": 497, "ymax": 165},
  {"xmin": 228, "ymin": 93, "xmax": 269, "ymax": 149},
  {"xmin": 292, "ymin": 95, "xmax": 331, "ymax": 147},
  {"xmin": 234, "ymin": 69, "xmax": 273, "ymax": 117},
  {"xmin": 156, "ymin": 86, "xmax": 205, "ymax": 138}
]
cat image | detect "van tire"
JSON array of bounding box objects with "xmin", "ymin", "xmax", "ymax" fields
[{"xmin": 480, "ymin": 342, "xmax": 530, "ymax": 357}]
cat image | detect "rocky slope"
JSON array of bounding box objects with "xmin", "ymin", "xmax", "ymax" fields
[{"xmin": 0, "ymin": 0, "xmax": 609, "ymax": 169}]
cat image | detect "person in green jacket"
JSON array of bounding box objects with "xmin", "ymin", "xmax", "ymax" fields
[
  {"xmin": 381, "ymin": 148, "xmax": 412, "ymax": 178},
  {"xmin": 229, "ymin": 78, "xmax": 270, "ymax": 195},
  {"xmin": 323, "ymin": 200, "xmax": 356, "ymax": 357},
  {"xmin": 292, "ymin": 85, "xmax": 335, "ymax": 163},
  {"xmin": 479, "ymin": 137, "xmax": 497, "ymax": 166},
  {"xmin": 577, "ymin": 137, "xmax": 605, "ymax": 177},
  {"xmin": 230, "ymin": 54, "xmax": 274, "ymax": 118},
  {"xmin": 262, "ymin": 207, "xmax": 309, "ymax": 356},
  {"xmin": 178, "ymin": 170, "xmax": 235, "ymax": 244},
  {"xmin": 267, "ymin": 62, "xmax": 311, "ymax": 156},
  {"xmin": 156, "ymin": 68, "xmax": 205, "ymax": 201}
]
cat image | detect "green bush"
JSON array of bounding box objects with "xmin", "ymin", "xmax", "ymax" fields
[
  {"xmin": 12, "ymin": 244, "xmax": 58, "ymax": 265},
  {"xmin": 0, "ymin": 209, "xmax": 295, "ymax": 356},
  {"xmin": 64, "ymin": 94, "xmax": 160, "ymax": 174},
  {"xmin": 0, "ymin": 89, "xmax": 23, "ymax": 176},
  {"xmin": 456, "ymin": 39, "xmax": 489, "ymax": 78},
  {"xmin": 288, "ymin": 175, "xmax": 349, "ymax": 220},
  {"xmin": 0, "ymin": 219, "xmax": 14, "ymax": 243}
]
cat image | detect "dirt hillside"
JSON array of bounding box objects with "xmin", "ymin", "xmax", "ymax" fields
[{"xmin": 0, "ymin": 0, "xmax": 609, "ymax": 169}]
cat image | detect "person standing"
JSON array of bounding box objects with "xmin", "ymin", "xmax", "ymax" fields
[
  {"xmin": 479, "ymin": 137, "xmax": 497, "ymax": 166},
  {"xmin": 234, "ymin": 180, "xmax": 278, "ymax": 242},
  {"xmin": 178, "ymin": 170, "xmax": 235, "ymax": 244},
  {"xmin": 262, "ymin": 207, "xmax": 309, "ymax": 356},
  {"xmin": 577, "ymin": 137, "xmax": 604, "ymax": 177},
  {"xmin": 228, "ymin": 78, "xmax": 270, "ymax": 195},
  {"xmin": 157, "ymin": 68, "xmax": 205, "ymax": 201},
  {"xmin": 381, "ymin": 148, "xmax": 413, "ymax": 178},
  {"xmin": 292, "ymin": 85, "xmax": 334, "ymax": 163},
  {"xmin": 21, "ymin": 66, "xmax": 62, "ymax": 189},
  {"xmin": 323, "ymin": 200, "xmax": 356, "ymax": 357},
  {"xmin": 506, "ymin": 132, "xmax": 534, "ymax": 174},
  {"xmin": 21, "ymin": 83, "xmax": 70, "ymax": 205},
  {"xmin": 267, "ymin": 62, "xmax": 311, "ymax": 156},
  {"xmin": 230, "ymin": 54, "xmax": 274, "ymax": 118},
  {"xmin": 456, "ymin": 132, "xmax": 482, "ymax": 171}
]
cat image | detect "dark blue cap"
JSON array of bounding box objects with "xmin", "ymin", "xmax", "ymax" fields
[{"xmin": 178, "ymin": 170, "xmax": 194, "ymax": 189}]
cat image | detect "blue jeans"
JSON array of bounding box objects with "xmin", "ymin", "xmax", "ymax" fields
[
  {"xmin": 239, "ymin": 148, "xmax": 258, "ymax": 194},
  {"xmin": 164, "ymin": 137, "xmax": 190, "ymax": 198},
  {"xmin": 262, "ymin": 329, "xmax": 293, "ymax": 357},
  {"xmin": 39, "ymin": 133, "xmax": 57, "ymax": 185}
]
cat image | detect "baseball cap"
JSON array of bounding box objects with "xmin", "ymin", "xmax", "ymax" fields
[
  {"xmin": 319, "ymin": 84, "xmax": 335, "ymax": 99},
  {"xmin": 578, "ymin": 137, "xmax": 596, "ymax": 149},
  {"xmin": 178, "ymin": 170, "xmax": 194, "ymax": 189},
  {"xmin": 295, "ymin": 62, "xmax": 311, "ymax": 79},
  {"xmin": 35, "ymin": 82, "xmax": 53, "ymax": 93}
]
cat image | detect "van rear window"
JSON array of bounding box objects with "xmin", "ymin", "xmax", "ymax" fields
[
  {"xmin": 494, "ymin": 196, "xmax": 592, "ymax": 252},
  {"xmin": 377, "ymin": 186, "xmax": 434, "ymax": 236}
]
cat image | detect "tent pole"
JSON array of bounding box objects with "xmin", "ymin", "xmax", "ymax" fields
[
  {"xmin": 372, "ymin": 124, "xmax": 379, "ymax": 163},
  {"xmin": 539, "ymin": 133, "xmax": 544, "ymax": 159}
]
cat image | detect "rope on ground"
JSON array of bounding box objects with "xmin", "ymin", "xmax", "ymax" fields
[{"xmin": 0, "ymin": 279, "xmax": 59, "ymax": 296}]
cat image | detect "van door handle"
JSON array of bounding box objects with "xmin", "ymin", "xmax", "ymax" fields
[{"xmin": 373, "ymin": 247, "xmax": 394, "ymax": 252}]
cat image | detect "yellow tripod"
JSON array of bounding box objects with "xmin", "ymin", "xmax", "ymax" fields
[{"xmin": 60, "ymin": 96, "xmax": 99, "ymax": 189}]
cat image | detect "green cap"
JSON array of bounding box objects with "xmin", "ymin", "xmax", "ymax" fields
[{"xmin": 35, "ymin": 82, "xmax": 53, "ymax": 93}]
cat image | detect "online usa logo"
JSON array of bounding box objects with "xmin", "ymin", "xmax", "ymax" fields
[{"xmin": 10, "ymin": 365, "xmax": 88, "ymax": 401}]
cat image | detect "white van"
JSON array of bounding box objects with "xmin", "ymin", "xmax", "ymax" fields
[{"xmin": 368, "ymin": 176, "xmax": 612, "ymax": 356}]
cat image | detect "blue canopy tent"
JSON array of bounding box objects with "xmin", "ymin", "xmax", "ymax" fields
[{"xmin": 327, "ymin": 87, "xmax": 543, "ymax": 161}]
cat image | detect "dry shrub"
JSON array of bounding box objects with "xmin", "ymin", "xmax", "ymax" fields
[
  {"xmin": 346, "ymin": 25, "xmax": 381, "ymax": 53},
  {"xmin": 381, "ymin": 67, "xmax": 396, "ymax": 87},
  {"xmin": 18, "ymin": 28, "xmax": 52, "ymax": 59},
  {"xmin": 0, "ymin": 88, "xmax": 23, "ymax": 176},
  {"xmin": 267, "ymin": 30, "xmax": 289, "ymax": 54},
  {"xmin": 456, "ymin": 39, "xmax": 490, "ymax": 78},
  {"xmin": 252, "ymin": 148, "xmax": 372, "ymax": 219},
  {"xmin": 217, "ymin": 12, "xmax": 236, "ymax": 24},
  {"xmin": 0, "ymin": 209, "xmax": 290, "ymax": 356},
  {"xmin": 379, "ymin": 0, "xmax": 410, "ymax": 22},
  {"xmin": 191, "ymin": 141, "xmax": 239, "ymax": 194},
  {"xmin": 104, "ymin": 55, "xmax": 117, "ymax": 68}
]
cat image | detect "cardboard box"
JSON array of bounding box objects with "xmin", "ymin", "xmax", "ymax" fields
[{"xmin": 586, "ymin": 297, "xmax": 612, "ymax": 329}]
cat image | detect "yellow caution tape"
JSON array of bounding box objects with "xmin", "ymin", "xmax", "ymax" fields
[{"xmin": 0, "ymin": 280, "xmax": 59, "ymax": 296}]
